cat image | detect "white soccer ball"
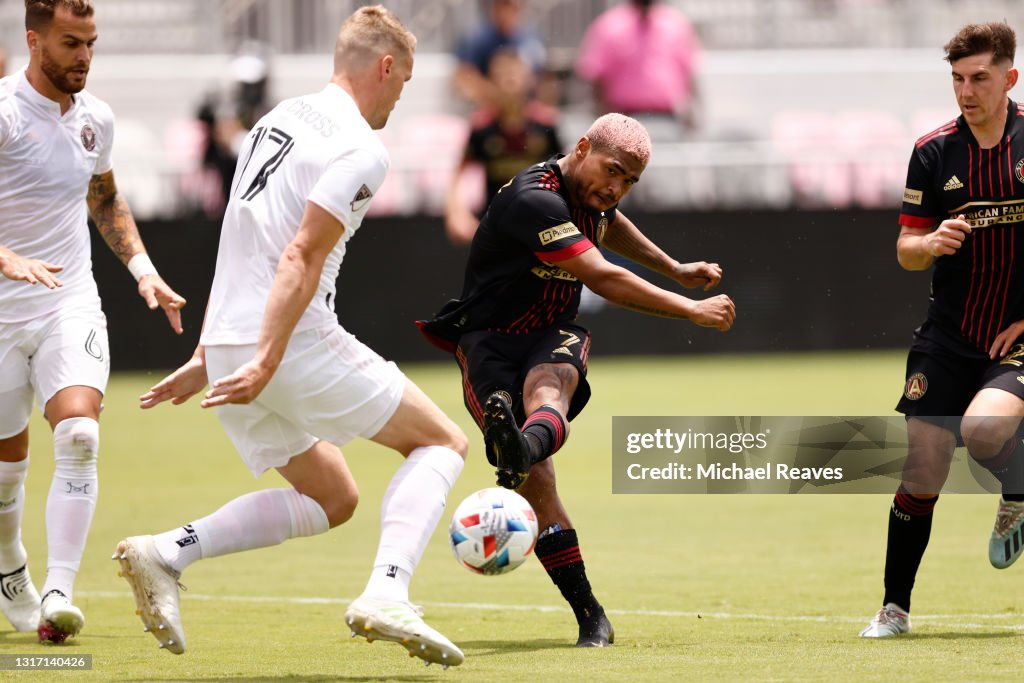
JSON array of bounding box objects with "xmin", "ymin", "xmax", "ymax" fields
[{"xmin": 449, "ymin": 487, "xmax": 538, "ymax": 575}]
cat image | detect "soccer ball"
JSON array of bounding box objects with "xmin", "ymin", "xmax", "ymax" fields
[{"xmin": 449, "ymin": 487, "xmax": 538, "ymax": 575}]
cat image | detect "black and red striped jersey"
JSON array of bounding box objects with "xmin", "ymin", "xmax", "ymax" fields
[
  {"xmin": 899, "ymin": 98, "xmax": 1024, "ymax": 357},
  {"xmin": 419, "ymin": 155, "xmax": 615, "ymax": 350}
]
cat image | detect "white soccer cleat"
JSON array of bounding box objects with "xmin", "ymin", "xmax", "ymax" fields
[
  {"xmin": 345, "ymin": 596, "xmax": 464, "ymax": 667},
  {"xmin": 0, "ymin": 564, "xmax": 41, "ymax": 631},
  {"xmin": 859, "ymin": 603, "xmax": 910, "ymax": 638},
  {"xmin": 989, "ymin": 497, "xmax": 1024, "ymax": 569},
  {"xmin": 37, "ymin": 590, "xmax": 84, "ymax": 643},
  {"xmin": 114, "ymin": 536, "xmax": 186, "ymax": 654}
]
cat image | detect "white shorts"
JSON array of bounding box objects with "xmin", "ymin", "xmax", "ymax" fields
[
  {"xmin": 206, "ymin": 325, "xmax": 406, "ymax": 477},
  {"xmin": 0, "ymin": 303, "xmax": 110, "ymax": 438}
]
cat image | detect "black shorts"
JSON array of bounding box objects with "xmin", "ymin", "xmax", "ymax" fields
[
  {"xmin": 454, "ymin": 323, "xmax": 592, "ymax": 434},
  {"xmin": 896, "ymin": 344, "xmax": 1024, "ymax": 436}
]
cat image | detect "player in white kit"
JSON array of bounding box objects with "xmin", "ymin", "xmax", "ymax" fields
[
  {"xmin": 115, "ymin": 6, "xmax": 468, "ymax": 667},
  {"xmin": 0, "ymin": 0, "xmax": 186, "ymax": 644}
]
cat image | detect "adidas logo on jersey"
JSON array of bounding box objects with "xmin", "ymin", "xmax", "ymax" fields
[{"xmin": 944, "ymin": 175, "xmax": 964, "ymax": 191}]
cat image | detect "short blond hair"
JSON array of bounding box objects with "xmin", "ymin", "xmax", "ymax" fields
[
  {"xmin": 585, "ymin": 114, "xmax": 652, "ymax": 166},
  {"xmin": 334, "ymin": 5, "xmax": 416, "ymax": 73}
]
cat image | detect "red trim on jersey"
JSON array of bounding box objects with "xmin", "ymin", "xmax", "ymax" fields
[
  {"xmin": 535, "ymin": 239, "xmax": 595, "ymax": 262},
  {"xmin": 997, "ymin": 226, "xmax": 1016, "ymax": 335},
  {"xmin": 455, "ymin": 346, "xmax": 485, "ymax": 428},
  {"xmin": 915, "ymin": 120, "xmax": 957, "ymax": 148},
  {"xmin": 986, "ymin": 227, "xmax": 1009, "ymax": 346},
  {"xmin": 968, "ymin": 144, "xmax": 974, "ymax": 196},
  {"xmin": 898, "ymin": 214, "xmax": 936, "ymax": 229},
  {"xmin": 415, "ymin": 320, "xmax": 456, "ymax": 353},
  {"xmin": 505, "ymin": 280, "xmax": 552, "ymax": 333},
  {"xmin": 1008, "ymin": 136, "xmax": 1015, "ymax": 197},
  {"xmin": 538, "ymin": 170, "xmax": 560, "ymax": 192},
  {"xmin": 978, "ymin": 230, "xmax": 998, "ymax": 346},
  {"xmin": 997, "ymin": 141, "xmax": 1005, "ymax": 197},
  {"xmin": 962, "ymin": 229, "xmax": 980, "ymax": 339},
  {"xmin": 988, "ymin": 148, "xmax": 995, "ymax": 196}
]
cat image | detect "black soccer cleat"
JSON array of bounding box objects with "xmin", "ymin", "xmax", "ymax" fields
[
  {"xmin": 576, "ymin": 607, "xmax": 614, "ymax": 648},
  {"xmin": 483, "ymin": 392, "xmax": 532, "ymax": 489}
]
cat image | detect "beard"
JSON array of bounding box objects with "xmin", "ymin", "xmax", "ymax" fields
[{"xmin": 40, "ymin": 46, "xmax": 87, "ymax": 94}]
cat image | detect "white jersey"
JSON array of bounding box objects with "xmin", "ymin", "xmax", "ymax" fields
[
  {"xmin": 0, "ymin": 68, "xmax": 114, "ymax": 323},
  {"xmin": 201, "ymin": 84, "xmax": 389, "ymax": 346}
]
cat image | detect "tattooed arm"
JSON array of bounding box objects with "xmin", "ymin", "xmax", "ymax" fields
[
  {"xmin": 86, "ymin": 170, "xmax": 187, "ymax": 333},
  {"xmin": 559, "ymin": 246, "xmax": 735, "ymax": 332}
]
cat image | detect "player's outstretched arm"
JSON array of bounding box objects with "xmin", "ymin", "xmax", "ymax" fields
[
  {"xmin": 86, "ymin": 170, "xmax": 187, "ymax": 333},
  {"xmin": 139, "ymin": 346, "xmax": 209, "ymax": 409},
  {"xmin": 896, "ymin": 215, "xmax": 971, "ymax": 271},
  {"xmin": 560, "ymin": 247, "xmax": 735, "ymax": 331},
  {"xmin": 0, "ymin": 243, "xmax": 64, "ymax": 288},
  {"xmin": 601, "ymin": 211, "xmax": 722, "ymax": 291},
  {"xmin": 202, "ymin": 202, "xmax": 345, "ymax": 408}
]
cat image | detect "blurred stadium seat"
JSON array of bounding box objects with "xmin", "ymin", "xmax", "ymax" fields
[
  {"xmin": 772, "ymin": 109, "xmax": 852, "ymax": 208},
  {"xmin": 397, "ymin": 113, "xmax": 469, "ymax": 215},
  {"xmin": 835, "ymin": 110, "xmax": 907, "ymax": 208}
]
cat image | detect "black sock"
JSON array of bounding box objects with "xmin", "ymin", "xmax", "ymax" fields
[
  {"xmin": 882, "ymin": 484, "xmax": 937, "ymax": 612},
  {"xmin": 977, "ymin": 435, "xmax": 1024, "ymax": 498},
  {"xmin": 522, "ymin": 406, "xmax": 568, "ymax": 465},
  {"xmin": 535, "ymin": 528, "xmax": 602, "ymax": 624}
]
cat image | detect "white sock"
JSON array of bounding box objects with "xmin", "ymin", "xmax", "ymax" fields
[
  {"xmin": 43, "ymin": 418, "xmax": 100, "ymax": 601},
  {"xmin": 154, "ymin": 488, "xmax": 329, "ymax": 575},
  {"xmin": 0, "ymin": 456, "xmax": 29, "ymax": 574},
  {"xmin": 363, "ymin": 446, "xmax": 464, "ymax": 602}
]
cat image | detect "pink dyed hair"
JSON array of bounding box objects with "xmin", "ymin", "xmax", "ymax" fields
[{"xmin": 584, "ymin": 113, "xmax": 652, "ymax": 166}]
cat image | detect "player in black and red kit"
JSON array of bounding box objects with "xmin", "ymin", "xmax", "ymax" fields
[
  {"xmin": 861, "ymin": 22, "xmax": 1024, "ymax": 638},
  {"xmin": 445, "ymin": 49, "xmax": 562, "ymax": 245},
  {"xmin": 420, "ymin": 113, "xmax": 735, "ymax": 647}
]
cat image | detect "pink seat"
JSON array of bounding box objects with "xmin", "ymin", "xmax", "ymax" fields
[
  {"xmin": 772, "ymin": 110, "xmax": 851, "ymax": 208},
  {"xmin": 835, "ymin": 110, "xmax": 908, "ymax": 208}
]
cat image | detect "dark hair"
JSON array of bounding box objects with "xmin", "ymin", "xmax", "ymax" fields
[
  {"xmin": 944, "ymin": 22, "xmax": 1016, "ymax": 64},
  {"xmin": 25, "ymin": 0, "xmax": 94, "ymax": 33}
]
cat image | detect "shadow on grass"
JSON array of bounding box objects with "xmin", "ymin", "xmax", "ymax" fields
[
  {"xmin": 124, "ymin": 678, "xmax": 439, "ymax": 682},
  {"xmin": 459, "ymin": 637, "xmax": 579, "ymax": 655},
  {"xmin": 904, "ymin": 630, "xmax": 1021, "ymax": 641}
]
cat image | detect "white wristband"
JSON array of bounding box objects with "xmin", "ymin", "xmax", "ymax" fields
[{"xmin": 127, "ymin": 253, "xmax": 158, "ymax": 282}]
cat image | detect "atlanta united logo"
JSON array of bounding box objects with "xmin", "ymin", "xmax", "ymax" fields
[
  {"xmin": 904, "ymin": 372, "xmax": 928, "ymax": 401},
  {"xmin": 597, "ymin": 216, "xmax": 609, "ymax": 243},
  {"xmin": 80, "ymin": 124, "xmax": 96, "ymax": 152},
  {"xmin": 1016, "ymin": 159, "xmax": 1024, "ymax": 185}
]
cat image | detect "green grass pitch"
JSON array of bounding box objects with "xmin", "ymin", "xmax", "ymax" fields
[{"xmin": 5, "ymin": 350, "xmax": 1023, "ymax": 681}]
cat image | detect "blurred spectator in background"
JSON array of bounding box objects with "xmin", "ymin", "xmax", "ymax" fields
[
  {"xmin": 186, "ymin": 44, "xmax": 271, "ymax": 220},
  {"xmin": 446, "ymin": 50, "xmax": 562, "ymax": 245},
  {"xmin": 453, "ymin": 0, "xmax": 548, "ymax": 108},
  {"xmin": 191, "ymin": 95, "xmax": 240, "ymax": 220},
  {"xmin": 0, "ymin": 47, "xmax": 7, "ymax": 77},
  {"xmin": 229, "ymin": 42, "xmax": 272, "ymax": 129},
  {"xmin": 575, "ymin": 0, "xmax": 702, "ymax": 140}
]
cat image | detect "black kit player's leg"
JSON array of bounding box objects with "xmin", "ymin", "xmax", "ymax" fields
[{"xmin": 520, "ymin": 458, "xmax": 614, "ymax": 647}]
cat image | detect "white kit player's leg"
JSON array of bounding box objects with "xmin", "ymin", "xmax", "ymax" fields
[
  {"xmin": 37, "ymin": 417, "xmax": 98, "ymax": 644},
  {"xmin": 346, "ymin": 445, "xmax": 465, "ymax": 667},
  {"xmin": 0, "ymin": 456, "xmax": 40, "ymax": 632},
  {"xmin": 116, "ymin": 488, "xmax": 328, "ymax": 654}
]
